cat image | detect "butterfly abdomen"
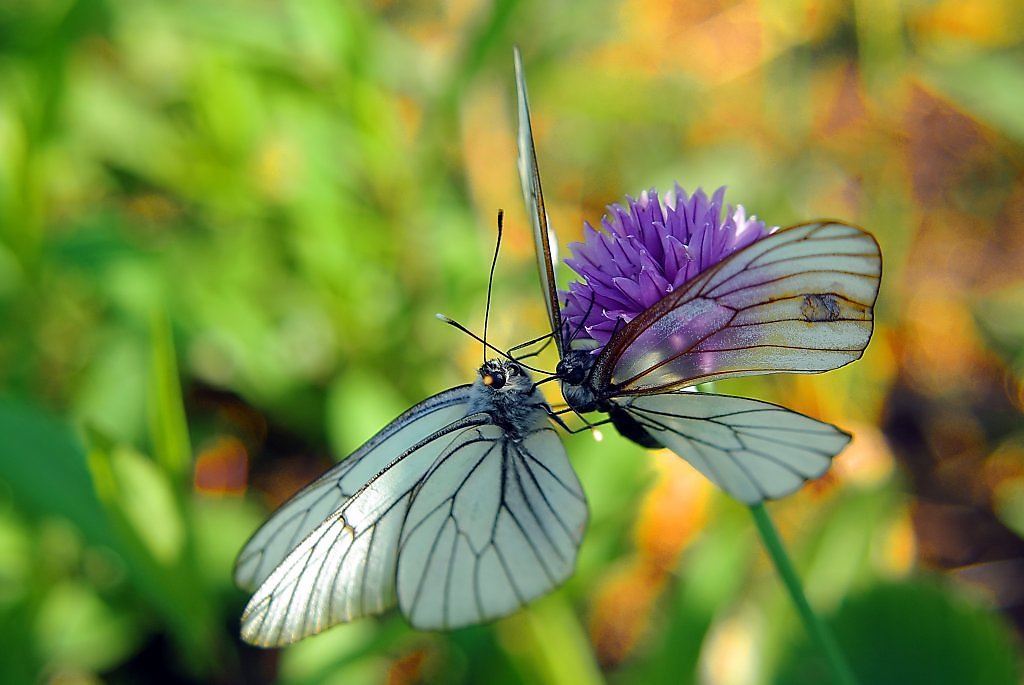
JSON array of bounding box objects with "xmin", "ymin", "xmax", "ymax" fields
[{"xmin": 609, "ymin": 405, "xmax": 663, "ymax": 449}]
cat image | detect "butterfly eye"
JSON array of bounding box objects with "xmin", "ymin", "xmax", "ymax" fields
[
  {"xmin": 506, "ymin": 365, "xmax": 519, "ymax": 377},
  {"xmin": 483, "ymin": 372, "xmax": 506, "ymax": 389}
]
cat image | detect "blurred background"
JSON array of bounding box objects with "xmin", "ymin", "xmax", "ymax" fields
[{"xmin": 2, "ymin": 0, "xmax": 1023, "ymax": 683}]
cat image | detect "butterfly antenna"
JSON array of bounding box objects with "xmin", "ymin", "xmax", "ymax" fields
[
  {"xmin": 436, "ymin": 315, "xmax": 552, "ymax": 375},
  {"xmin": 437, "ymin": 314, "xmax": 504, "ymax": 358},
  {"xmin": 483, "ymin": 209, "xmax": 503, "ymax": 366}
]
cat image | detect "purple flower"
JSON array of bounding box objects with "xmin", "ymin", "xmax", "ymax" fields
[{"xmin": 562, "ymin": 185, "xmax": 776, "ymax": 351}]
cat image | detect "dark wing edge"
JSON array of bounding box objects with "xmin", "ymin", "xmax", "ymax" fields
[{"xmin": 515, "ymin": 46, "xmax": 564, "ymax": 354}]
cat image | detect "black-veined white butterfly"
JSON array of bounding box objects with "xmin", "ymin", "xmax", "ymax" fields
[
  {"xmin": 235, "ymin": 358, "xmax": 586, "ymax": 646},
  {"xmin": 513, "ymin": 47, "xmax": 882, "ymax": 504}
]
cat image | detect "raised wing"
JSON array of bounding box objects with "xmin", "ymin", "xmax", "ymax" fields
[
  {"xmin": 397, "ymin": 424, "xmax": 586, "ymax": 629},
  {"xmin": 515, "ymin": 46, "xmax": 564, "ymax": 354},
  {"xmin": 621, "ymin": 393, "xmax": 850, "ymax": 504},
  {"xmin": 239, "ymin": 413, "xmax": 489, "ymax": 647},
  {"xmin": 234, "ymin": 386, "xmax": 472, "ymax": 591},
  {"xmin": 595, "ymin": 222, "xmax": 881, "ymax": 393}
]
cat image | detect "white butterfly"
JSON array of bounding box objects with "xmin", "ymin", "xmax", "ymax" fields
[
  {"xmin": 235, "ymin": 359, "xmax": 587, "ymax": 646},
  {"xmin": 514, "ymin": 47, "xmax": 882, "ymax": 504}
]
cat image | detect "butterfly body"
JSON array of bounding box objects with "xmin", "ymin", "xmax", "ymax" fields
[
  {"xmin": 556, "ymin": 349, "xmax": 661, "ymax": 447},
  {"xmin": 607, "ymin": 405, "xmax": 664, "ymax": 448}
]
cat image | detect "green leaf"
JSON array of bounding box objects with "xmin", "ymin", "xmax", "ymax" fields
[
  {"xmin": 34, "ymin": 580, "xmax": 139, "ymax": 671},
  {"xmin": 775, "ymin": 580, "xmax": 1022, "ymax": 685},
  {"xmin": 147, "ymin": 311, "xmax": 192, "ymax": 484},
  {"xmin": 0, "ymin": 397, "xmax": 116, "ymax": 549},
  {"xmin": 84, "ymin": 432, "xmax": 218, "ymax": 669}
]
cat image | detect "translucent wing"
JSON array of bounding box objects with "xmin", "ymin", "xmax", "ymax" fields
[
  {"xmin": 596, "ymin": 221, "xmax": 881, "ymax": 393},
  {"xmin": 621, "ymin": 393, "xmax": 850, "ymax": 504},
  {"xmin": 515, "ymin": 46, "xmax": 564, "ymax": 354},
  {"xmin": 239, "ymin": 412, "xmax": 490, "ymax": 647},
  {"xmin": 397, "ymin": 424, "xmax": 587, "ymax": 629},
  {"xmin": 234, "ymin": 386, "xmax": 472, "ymax": 591}
]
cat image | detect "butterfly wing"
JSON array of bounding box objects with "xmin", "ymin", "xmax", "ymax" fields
[
  {"xmin": 234, "ymin": 386, "xmax": 472, "ymax": 591},
  {"xmin": 239, "ymin": 411, "xmax": 491, "ymax": 646},
  {"xmin": 621, "ymin": 392, "xmax": 850, "ymax": 504},
  {"xmin": 594, "ymin": 221, "xmax": 881, "ymax": 393},
  {"xmin": 397, "ymin": 424, "xmax": 587, "ymax": 629},
  {"xmin": 515, "ymin": 46, "xmax": 564, "ymax": 355}
]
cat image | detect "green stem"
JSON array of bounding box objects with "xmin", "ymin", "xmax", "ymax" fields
[{"xmin": 748, "ymin": 503, "xmax": 858, "ymax": 685}]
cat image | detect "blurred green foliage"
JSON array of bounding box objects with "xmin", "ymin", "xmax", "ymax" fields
[{"xmin": 2, "ymin": 0, "xmax": 1024, "ymax": 683}]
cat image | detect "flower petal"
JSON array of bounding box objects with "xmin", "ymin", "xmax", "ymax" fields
[{"xmin": 561, "ymin": 183, "xmax": 776, "ymax": 354}]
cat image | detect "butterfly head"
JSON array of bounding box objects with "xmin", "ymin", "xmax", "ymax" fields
[
  {"xmin": 556, "ymin": 349, "xmax": 591, "ymax": 386},
  {"xmin": 479, "ymin": 359, "xmax": 532, "ymax": 393},
  {"xmin": 473, "ymin": 359, "xmax": 545, "ymax": 437}
]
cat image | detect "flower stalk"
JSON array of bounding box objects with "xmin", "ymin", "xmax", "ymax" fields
[{"xmin": 749, "ymin": 503, "xmax": 858, "ymax": 685}]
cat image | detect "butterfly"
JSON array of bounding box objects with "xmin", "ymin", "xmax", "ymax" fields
[
  {"xmin": 234, "ymin": 358, "xmax": 587, "ymax": 646},
  {"xmin": 513, "ymin": 47, "xmax": 882, "ymax": 504}
]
